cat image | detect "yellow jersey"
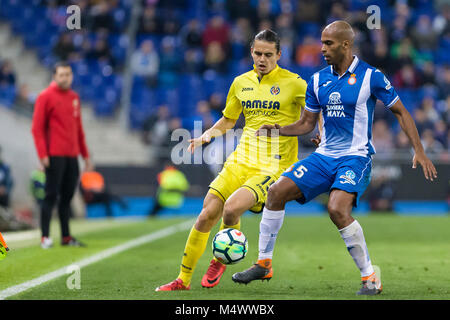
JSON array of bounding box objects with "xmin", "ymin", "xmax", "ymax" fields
[{"xmin": 222, "ymin": 64, "xmax": 307, "ymax": 173}]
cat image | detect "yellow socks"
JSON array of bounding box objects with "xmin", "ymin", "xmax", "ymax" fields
[
  {"xmin": 177, "ymin": 220, "xmax": 241, "ymax": 285},
  {"xmin": 219, "ymin": 219, "xmax": 240, "ymax": 231},
  {"xmin": 177, "ymin": 226, "xmax": 210, "ymax": 286}
]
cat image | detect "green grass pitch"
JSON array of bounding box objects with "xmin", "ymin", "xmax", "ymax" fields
[{"xmin": 1, "ymin": 214, "xmax": 450, "ymax": 300}]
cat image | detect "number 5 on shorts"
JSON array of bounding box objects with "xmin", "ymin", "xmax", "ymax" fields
[{"xmin": 293, "ymin": 165, "xmax": 307, "ymax": 178}]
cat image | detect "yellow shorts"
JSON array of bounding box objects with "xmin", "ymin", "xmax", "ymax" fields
[{"xmin": 208, "ymin": 161, "xmax": 283, "ymax": 213}]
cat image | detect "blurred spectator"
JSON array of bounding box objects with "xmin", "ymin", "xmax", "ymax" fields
[
  {"xmin": 0, "ymin": 146, "xmax": 13, "ymax": 209},
  {"xmin": 208, "ymin": 92, "xmax": 225, "ymax": 120},
  {"xmin": 421, "ymin": 96, "xmax": 440, "ymax": 122},
  {"xmin": 161, "ymin": 10, "xmax": 181, "ymax": 35},
  {"xmin": 440, "ymin": 95, "xmax": 450, "ymax": 124},
  {"xmin": 296, "ymin": 36, "xmax": 322, "ymax": 67},
  {"xmin": 14, "ymin": 84, "xmax": 35, "ymax": 116},
  {"xmin": 138, "ymin": 4, "xmax": 161, "ymax": 34},
  {"xmin": 433, "ymin": 1, "xmax": 450, "ymax": 36},
  {"xmin": 410, "ymin": 15, "xmax": 438, "ymax": 51},
  {"xmin": 183, "ymin": 49, "xmax": 204, "ymax": 74},
  {"xmin": 420, "ymin": 61, "xmax": 437, "ymax": 86},
  {"xmin": 256, "ymin": 0, "xmax": 276, "ymax": 26},
  {"xmin": 86, "ymin": 39, "xmax": 114, "ymax": 66},
  {"xmin": 226, "ymin": 0, "xmax": 256, "ymax": 24},
  {"xmin": 179, "ymin": 19, "xmax": 203, "ymax": 49},
  {"xmin": 365, "ymin": 26, "xmax": 390, "ymax": 71},
  {"xmin": 434, "ymin": 119, "xmax": 448, "ymax": 148},
  {"xmin": 0, "ymin": 60, "xmax": 16, "ymax": 86},
  {"xmin": 421, "ymin": 129, "xmax": 445, "ymax": 154},
  {"xmin": 395, "ymin": 131, "xmax": 413, "ymax": 153},
  {"xmin": 437, "ymin": 66, "xmax": 450, "ymax": 99},
  {"xmin": 202, "ymin": 16, "xmax": 230, "ymax": 52},
  {"xmin": 204, "ymin": 42, "xmax": 227, "ymax": 73},
  {"xmin": 142, "ymin": 104, "xmax": 171, "ymax": 145},
  {"xmin": 414, "ymin": 108, "xmax": 434, "ymax": 135},
  {"xmin": 258, "ymin": 19, "xmax": 274, "ymax": 32},
  {"xmin": 326, "ymin": 2, "xmax": 351, "ymax": 24},
  {"xmin": 148, "ymin": 163, "xmax": 189, "ymax": 218},
  {"xmin": 276, "ymin": 14, "xmax": 295, "ymax": 45},
  {"xmin": 142, "ymin": 105, "xmax": 181, "ymax": 162},
  {"xmin": 131, "ymin": 40, "xmax": 159, "ymax": 87},
  {"xmin": 2, "ymin": 0, "xmax": 449, "ymax": 161},
  {"xmin": 159, "ymin": 36, "xmax": 180, "ymax": 88},
  {"xmin": 53, "ymin": 33, "xmax": 76, "ymax": 61},
  {"xmin": 390, "ymin": 38, "xmax": 417, "ymax": 71},
  {"xmin": 393, "ymin": 64, "xmax": 421, "ymax": 89},
  {"xmin": 295, "ymin": 1, "xmax": 320, "ymax": 24},
  {"xmin": 230, "ymin": 17, "xmax": 253, "ymax": 60},
  {"xmin": 372, "ymin": 120, "xmax": 394, "ymax": 154},
  {"xmin": 190, "ymin": 100, "xmax": 217, "ymax": 131},
  {"xmin": 390, "ymin": 15, "xmax": 409, "ymax": 44},
  {"xmin": 80, "ymin": 170, "xmax": 128, "ymax": 218},
  {"xmin": 87, "ymin": 0, "xmax": 114, "ymax": 32}
]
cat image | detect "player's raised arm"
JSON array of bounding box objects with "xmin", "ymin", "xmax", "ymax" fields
[
  {"xmin": 255, "ymin": 109, "xmax": 319, "ymax": 137},
  {"xmin": 389, "ymin": 100, "xmax": 438, "ymax": 181},
  {"xmin": 187, "ymin": 116, "xmax": 237, "ymax": 153}
]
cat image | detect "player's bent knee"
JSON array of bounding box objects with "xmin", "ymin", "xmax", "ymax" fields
[
  {"xmin": 196, "ymin": 206, "xmax": 222, "ymax": 230},
  {"xmin": 266, "ymin": 184, "xmax": 286, "ymax": 208},
  {"xmin": 327, "ymin": 201, "xmax": 353, "ymax": 227},
  {"xmin": 222, "ymin": 201, "xmax": 244, "ymax": 225}
]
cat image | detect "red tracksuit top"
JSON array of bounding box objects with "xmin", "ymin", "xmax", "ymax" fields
[{"xmin": 31, "ymin": 81, "xmax": 89, "ymax": 159}]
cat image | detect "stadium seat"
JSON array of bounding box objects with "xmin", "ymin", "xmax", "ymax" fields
[{"xmin": 0, "ymin": 84, "xmax": 16, "ymax": 108}]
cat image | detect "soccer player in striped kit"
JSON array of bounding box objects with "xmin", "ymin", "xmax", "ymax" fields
[{"xmin": 233, "ymin": 21, "xmax": 437, "ymax": 295}]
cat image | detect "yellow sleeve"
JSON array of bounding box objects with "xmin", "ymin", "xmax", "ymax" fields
[
  {"xmin": 294, "ymin": 76, "xmax": 307, "ymax": 109},
  {"xmin": 222, "ymin": 80, "xmax": 242, "ymax": 120}
]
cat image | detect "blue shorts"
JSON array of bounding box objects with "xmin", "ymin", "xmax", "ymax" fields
[{"xmin": 281, "ymin": 152, "xmax": 372, "ymax": 207}]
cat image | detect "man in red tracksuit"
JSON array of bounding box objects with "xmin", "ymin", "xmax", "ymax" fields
[{"xmin": 32, "ymin": 61, "xmax": 93, "ymax": 249}]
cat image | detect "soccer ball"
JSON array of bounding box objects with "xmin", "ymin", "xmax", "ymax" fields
[{"xmin": 212, "ymin": 228, "xmax": 248, "ymax": 264}]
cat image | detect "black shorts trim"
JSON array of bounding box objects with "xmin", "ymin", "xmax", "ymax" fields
[
  {"xmin": 242, "ymin": 185, "xmax": 259, "ymax": 203},
  {"xmin": 208, "ymin": 187, "xmax": 226, "ymax": 202}
]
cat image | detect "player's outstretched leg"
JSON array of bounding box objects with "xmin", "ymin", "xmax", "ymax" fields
[
  {"xmin": 156, "ymin": 193, "xmax": 223, "ymax": 291},
  {"xmin": 232, "ymin": 177, "xmax": 302, "ymax": 284},
  {"xmin": 202, "ymin": 188, "xmax": 254, "ymax": 288},
  {"xmin": 328, "ymin": 189, "xmax": 382, "ymax": 295},
  {"xmin": 200, "ymin": 217, "xmax": 238, "ymax": 288}
]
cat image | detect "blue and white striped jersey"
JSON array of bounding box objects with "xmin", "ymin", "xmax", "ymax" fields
[{"xmin": 305, "ymin": 56, "xmax": 399, "ymax": 158}]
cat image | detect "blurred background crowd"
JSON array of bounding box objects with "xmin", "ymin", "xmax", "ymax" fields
[
  {"xmin": 0, "ymin": 0, "xmax": 448, "ymax": 158},
  {"xmin": 0, "ymin": 0, "xmax": 448, "ymax": 222}
]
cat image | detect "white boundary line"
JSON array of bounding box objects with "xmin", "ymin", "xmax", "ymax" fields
[{"xmin": 0, "ymin": 219, "xmax": 195, "ymax": 300}]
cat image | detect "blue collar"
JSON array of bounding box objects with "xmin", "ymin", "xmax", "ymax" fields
[{"xmin": 330, "ymin": 55, "xmax": 359, "ymax": 79}]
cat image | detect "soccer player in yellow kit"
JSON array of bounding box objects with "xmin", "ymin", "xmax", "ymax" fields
[{"xmin": 156, "ymin": 30, "xmax": 308, "ymax": 291}]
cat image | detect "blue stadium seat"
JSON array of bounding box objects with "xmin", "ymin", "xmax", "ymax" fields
[{"xmin": 0, "ymin": 84, "xmax": 16, "ymax": 108}]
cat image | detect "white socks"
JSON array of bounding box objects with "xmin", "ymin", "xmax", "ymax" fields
[
  {"xmin": 339, "ymin": 220, "xmax": 374, "ymax": 277},
  {"xmin": 258, "ymin": 208, "xmax": 285, "ymax": 260},
  {"xmin": 257, "ymin": 210, "xmax": 374, "ymax": 277}
]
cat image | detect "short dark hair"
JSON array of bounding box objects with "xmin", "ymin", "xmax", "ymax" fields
[
  {"xmin": 251, "ymin": 29, "xmax": 280, "ymax": 53},
  {"xmin": 52, "ymin": 61, "xmax": 71, "ymax": 74}
]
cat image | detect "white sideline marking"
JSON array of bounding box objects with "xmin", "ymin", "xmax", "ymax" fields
[{"xmin": 0, "ymin": 219, "xmax": 195, "ymax": 300}]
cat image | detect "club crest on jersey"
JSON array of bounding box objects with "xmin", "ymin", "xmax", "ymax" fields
[
  {"xmin": 328, "ymin": 92, "xmax": 342, "ymax": 105},
  {"xmin": 348, "ymin": 74, "xmax": 356, "ymax": 85},
  {"xmin": 270, "ymin": 85, "xmax": 280, "ymax": 95},
  {"xmin": 339, "ymin": 170, "xmax": 356, "ymax": 185}
]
